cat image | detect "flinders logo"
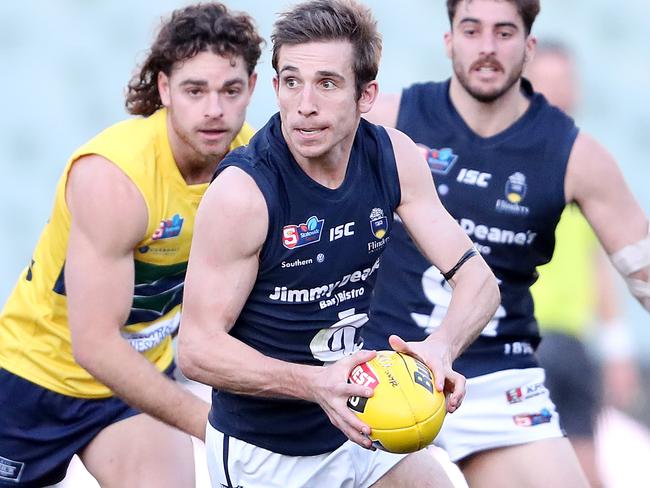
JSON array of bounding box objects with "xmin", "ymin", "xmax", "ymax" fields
[
  {"xmin": 495, "ymin": 172, "xmax": 530, "ymax": 216},
  {"xmin": 368, "ymin": 208, "xmax": 389, "ymax": 253},
  {"xmin": 370, "ymin": 208, "xmax": 388, "ymax": 239}
]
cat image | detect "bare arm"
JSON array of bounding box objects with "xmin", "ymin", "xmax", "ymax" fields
[
  {"xmin": 387, "ymin": 128, "xmax": 500, "ymax": 410},
  {"xmin": 178, "ymin": 166, "xmax": 376, "ymax": 448},
  {"xmin": 566, "ymin": 132, "xmax": 649, "ymax": 299},
  {"xmin": 363, "ymin": 92, "xmax": 401, "ymax": 128},
  {"xmin": 66, "ymin": 155, "xmax": 210, "ymax": 440}
]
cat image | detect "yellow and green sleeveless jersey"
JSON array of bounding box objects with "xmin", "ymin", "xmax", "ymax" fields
[
  {"xmin": 531, "ymin": 204, "xmax": 598, "ymax": 338},
  {"xmin": 0, "ymin": 108, "xmax": 253, "ymax": 398}
]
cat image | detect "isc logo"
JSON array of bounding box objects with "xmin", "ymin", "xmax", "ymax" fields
[
  {"xmin": 457, "ymin": 168, "xmax": 491, "ymax": 188},
  {"xmin": 330, "ymin": 222, "xmax": 355, "ymax": 241}
]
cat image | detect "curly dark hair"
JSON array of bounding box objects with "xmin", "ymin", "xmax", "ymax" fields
[
  {"xmin": 126, "ymin": 3, "xmax": 264, "ymax": 116},
  {"xmin": 271, "ymin": 0, "xmax": 381, "ymax": 100}
]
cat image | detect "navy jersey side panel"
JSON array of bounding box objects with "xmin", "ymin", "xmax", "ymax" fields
[
  {"xmin": 366, "ymin": 80, "xmax": 579, "ymax": 378},
  {"xmin": 209, "ymin": 114, "xmax": 401, "ymax": 455}
]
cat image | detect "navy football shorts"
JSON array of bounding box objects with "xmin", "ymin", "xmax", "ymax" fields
[{"xmin": 0, "ymin": 364, "xmax": 175, "ymax": 487}]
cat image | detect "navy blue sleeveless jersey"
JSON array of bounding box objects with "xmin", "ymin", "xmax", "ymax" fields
[
  {"xmin": 365, "ymin": 79, "xmax": 579, "ymax": 378},
  {"xmin": 208, "ymin": 113, "xmax": 401, "ymax": 455}
]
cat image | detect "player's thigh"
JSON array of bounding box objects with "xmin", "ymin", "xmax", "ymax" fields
[
  {"xmin": 371, "ymin": 448, "xmax": 455, "ymax": 488},
  {"xmin": 458, "ymin": 437, "xmax": 589, "ymax": 488},
  {"xmin": 80, "ymin": 413, "xmax": 195, "ymax": 488}
]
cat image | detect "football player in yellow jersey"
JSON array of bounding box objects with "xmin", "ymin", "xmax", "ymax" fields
[{"xmin": 0, "ymin": 3, "xmax": 262, "ymax": 487}]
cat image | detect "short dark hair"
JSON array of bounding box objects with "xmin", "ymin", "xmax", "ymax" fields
[
  {"xmin": 535, "ymin": 39, "xmax": 573, "ymax": 59},
  {"xmin": 271, "ymin": 0, "xmax": 381, "ymax": 99},
  {"xmin": 126, "ymin": 3, "xmax": 264, "ymax": 116},
  {"xmin": 447, "ymin": 0, "xmax": 540, "ymax": 35}
]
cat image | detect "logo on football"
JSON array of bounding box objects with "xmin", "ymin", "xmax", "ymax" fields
[{"xmin": 347, "ymin": 351, "xmax": 446, "ymax": 453}]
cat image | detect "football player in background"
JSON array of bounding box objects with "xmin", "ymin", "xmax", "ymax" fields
[{"xmin": 364, "ymin": 1, "xmax": 649, "ymax": 487}]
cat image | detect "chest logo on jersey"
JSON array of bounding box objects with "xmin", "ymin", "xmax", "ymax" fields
[
  {"xmin": 330, "ymin": 222, "xmax": 355, "ymax": 241},
  {"xmin": 368, "ymin": 208, "xmax": 390, "ymax": 253},
  {"xmin": 457, "ymin": 168, "xmax": 492, "ymax": 188},
  {"xmin": 152, "ymin": 214, "xmax": 184, "ymax": 240},
  {"xmin": 282, "ymin": 216, "xmax": 325, "ymax": 249},
  {"xmin": 417, "ymin": 144, "xmax": 458, "ymax": 175},
  {"xmin": 496, "ymin": 172, "xmax": 530, "ymax": 216},
  {"xmin": 370, "ymin": 208, "xmax": 388, "ymax": 239}
]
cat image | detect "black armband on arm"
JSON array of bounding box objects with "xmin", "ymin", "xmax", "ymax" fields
[{"xmin": 442, "ymin": 247, "xmax": 479, "ymax": 282}]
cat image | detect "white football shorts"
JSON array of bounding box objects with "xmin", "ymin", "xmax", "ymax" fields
[
  {"xmin": 205, "ymin": 424, "xmax": 407, "ymax": 488},
  {"xmin": 433, "ymin": 367, "xmax": 564, "ymax": 462}
]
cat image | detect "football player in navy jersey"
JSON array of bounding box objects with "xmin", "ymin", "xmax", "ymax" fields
[
  {"xmin": 364, "ymin": 1, "xmax": 650, "ymax": 487},
  {"xmin": 179, "ymin": 0, "xmax": 500, "ymax": 487}
]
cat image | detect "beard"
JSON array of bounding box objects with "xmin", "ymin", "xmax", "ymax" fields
[
  {"xmin": 453, "ymin": 51, "xmax": 526, "ymax": 104},
  {"xmin": 169, "ymin": 110, "xmax": 231, "ymax": 166}
]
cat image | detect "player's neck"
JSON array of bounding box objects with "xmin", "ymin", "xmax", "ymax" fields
[
  {"xmin": 449, "ymin": 77, "xmax": 530, "ymax": 138},
  {"xmin": 167, "ymin": 132, "xmax": 222, "ymax": 185},
  {"xmin": 176, "ymin": 157, "xmax": 220, "ymax": 185},
  {"xmin": 284, "ymin": 129, "xmax": 356, "ymax": 190}
]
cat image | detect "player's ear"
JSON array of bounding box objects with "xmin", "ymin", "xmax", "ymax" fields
[
  {"xmin": 158, "ymin": 71, "xmax": 171, "ymax": 107},
  {"xmin": 247, "ymin": 72, "xmax": 258, "ymax": 98},
  {"xmin": 273, "ymin": 75, "xmax": 279, "ymax": 95},
  {"xmin": 444, "ymin": 31, "xmax": 453, "ymax": 59},
  {"xmin": 524, "ymin": 35, "xmax": 537, "ymax": 65},
  {"xmin": 358, "ymin": 80, "xmax": 379, "ymax": 114}
]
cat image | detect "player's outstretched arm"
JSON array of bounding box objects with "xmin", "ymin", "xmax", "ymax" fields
[
  {"xmin": 178, "ymin": 166, "xmax": 376, "ymax": 448},
  {"xmin": 388, "ymin": 128, "xmax": 500, "ymax": 411},
  {"xmin": 566, "ymin": 132, "xmax": 650, "ymax": 311},
  {"xmin": 65, "ymin": 155, "xmax": 210, "ymax": 440}
]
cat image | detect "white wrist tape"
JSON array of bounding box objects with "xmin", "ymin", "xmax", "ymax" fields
[{"xmin": 610, "ymin": 225, "xmax": 650, "ymax": 311}]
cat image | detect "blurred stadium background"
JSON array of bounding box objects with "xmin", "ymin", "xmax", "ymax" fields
[{"xmin": 1, "ymin": 1, "xmax": 649, "ymax": 485}]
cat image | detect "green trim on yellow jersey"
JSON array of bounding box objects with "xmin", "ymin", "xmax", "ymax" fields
[{"xmin": 0, "ymin": 109, "xmax": 253, "ymax": 398}]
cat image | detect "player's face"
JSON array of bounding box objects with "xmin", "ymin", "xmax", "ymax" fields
[
  {"xmin": 274, "ymin": 41, "xmax": 377, "ymax": 166},
  {"xmin": 159, "ymin": 50, "xmax": 256, "ymax": 167},
  {"xmin": 445, "ymin": 0, "xmax": 535, "ymax": 103},
  {"xmin": 525, "ymin": 52, "xmax": 578, "ymax": 114}
]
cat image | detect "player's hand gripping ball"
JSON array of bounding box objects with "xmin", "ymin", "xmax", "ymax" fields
[{"xmin": 347, "ymin": 350, "xmax": 446, "ymax": 453}]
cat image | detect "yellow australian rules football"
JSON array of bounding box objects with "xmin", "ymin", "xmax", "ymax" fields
[{"xmin": 347, "ymin": 350, "xmax": 446, "ymax": 453}]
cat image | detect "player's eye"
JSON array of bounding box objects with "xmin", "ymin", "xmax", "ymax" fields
[{"xmin": 321, "ymin": 79, "xmax": 336, "ymax": 90}]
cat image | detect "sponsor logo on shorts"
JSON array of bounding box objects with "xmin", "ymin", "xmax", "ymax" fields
[
  {"xmin": 152, "ymin": 214, "xmax": 184, "ymax": 240},
  {"xmin": 513, "ymin": 408, "xmax": 553, "ymax": 427},
  {"xmin": 506, "ymin": 381, "xmax": 547, "ymax": 404},
  {"xmin": 0, "ymin": 456, "xmax": 24, "ymax": 482},
  {"xmin": 282, "ymin": 216, "xmax": 325, "ymax": 249},
  {"xmin": 417, "ymin": 144, "xmax": 459, "ymax": 175}
]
